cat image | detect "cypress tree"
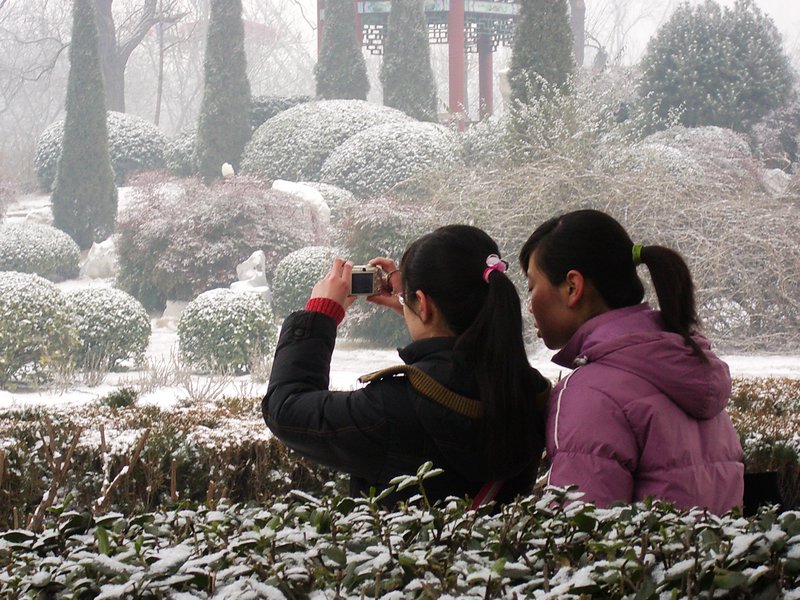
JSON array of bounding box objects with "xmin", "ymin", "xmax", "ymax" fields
[
  {"xmin": 508, "ymin": 0, "xmax": 574, "ymax": 105},
  {"xmin": 195, "ymin": 0, "xmax": 252, "ymax": 183},
  {"xmin": 380, "ymin": 0, "xmax": 437, "ymax": 121},
  {"xmin": 51, "ymin": 0, "xmax": 117, "ymax": 250},
  {"xmin": 315, "ymin": 0, "xmax": 369, "ymax": 100}
]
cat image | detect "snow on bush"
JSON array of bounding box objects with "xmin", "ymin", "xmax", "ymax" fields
[
  {"xmin": 162, "ymin": 128, "xmax": 196, "ymax": 177},
  {"xmin": 0, "ymin": 271, "xmax": 77, "ymax": 386},
  {"xmin": 240, "ymin": 99, "xmax": 411, "ymax": 182},
  {"xmin": 249, "ymin": 94, "xmax": 311, "ymax": 131},
  {"xmin": 34, "ymin": 111, "xmax": 166, "ymax": 190},
  {"xmin": 272, "ymin": 246, "xmax": 341, "ymax": 318},
  {"xmin": 177, "ymin": 288, "xmax": 277, "ymax": 374},
  {"xmin": 116, "ymin": 174, "xmax": 316, "ymax": 311},
  {"xmin": 319, "ymin": 121, "xmax": 461, "ymax": 198},
  {"xmin": 1, "ymin": 484, "xmax": 799, "ymax": 598},
  {"xmin": 0, "ymin": 223, "xmax": 80, "ymax": 282},
  {"xmin": 65, "ymin": 287, "xmax": 151, "ymax": 369}
]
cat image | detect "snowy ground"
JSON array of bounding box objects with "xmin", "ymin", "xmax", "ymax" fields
[{"xmin": 2, "ymin": 191, "xmax": 800, "ymax": 411}]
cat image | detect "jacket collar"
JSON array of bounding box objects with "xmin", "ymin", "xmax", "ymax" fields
[
  {"xmin": 553, "ymin": 303, "xmax": 653, "ymax": 368},
  {"xmin": 398, "ymin": 336, "xmax": 457, "ymax": 365}
]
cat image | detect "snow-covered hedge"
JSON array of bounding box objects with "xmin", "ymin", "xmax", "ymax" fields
[
  {"xmin": 162, "ymin": 128, "xmax": 196, "ymax": 177},
  {"xmin": 0, "ymin": 223, "xmax": 80, "ymax": 282},
  {"xmin": 320, "ymin": 121, "xmax": 462, "ymax": 198},
  {"xmin": 300, "ymin": 181, "xmax": 356, "ymax": 221},
  {"xmin": 35, "ymin": 111, "xmax": 166, "ymax": 190},
  {"xmin": 272, "ymin": 246, "xmax": 341, "ymax": 318},
  {"xmin": 1, "ymin": 485, "xmax": 798, "ymax": 598},
  {"xmin": 116, "ymin": 175, "xmax": 316, "ymax": 311},
  {"xmin": 240, "ymin": 99, "xmax": 411, "ymax": 182},
  {"xmin": 177, "ymin": 288, "xmax": 277, "ymax": 374},
  {"xmin": 65, "ymin": 287, "xmax": 151, "ymax": 370},
  {"xmin": 249, "ymin": 94, "xmax": 311, "ymax": 131},
  {"xmin": 0, "ymin": 271, "xmax": 77, "ymax": 386}
]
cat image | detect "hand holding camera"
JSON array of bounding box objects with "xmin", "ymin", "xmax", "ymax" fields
[{"xmin": 310, "ymin": 257, "xmax": 404, "ymax": 317}]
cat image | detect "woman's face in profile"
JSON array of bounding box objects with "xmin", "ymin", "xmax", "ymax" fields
[{"xmin": 525, "ymin": 253, "xmax": 574, "ymax": 350}]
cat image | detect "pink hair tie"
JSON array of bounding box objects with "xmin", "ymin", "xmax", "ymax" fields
[{"xmin": 482, "ymin": 254, "xmax": 508, "ymax": 283}]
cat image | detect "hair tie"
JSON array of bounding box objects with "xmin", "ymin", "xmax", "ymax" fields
[
  {"xmin": 632, "ymin": 243, "xmax": 644, "ymax": 267},
  {"xmin": 483, "ymin": 254, "xmax": 508, "ymax": 283}
]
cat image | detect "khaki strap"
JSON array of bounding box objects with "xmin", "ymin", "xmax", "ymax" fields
[{"xmin": 359, "ymin": 365, "xmax": 483, "ymax": 419}]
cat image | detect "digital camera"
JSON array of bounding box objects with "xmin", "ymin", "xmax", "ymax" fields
[{"xmin": 350, "ymin": 265, "xmax": 384, "ymax": 295}]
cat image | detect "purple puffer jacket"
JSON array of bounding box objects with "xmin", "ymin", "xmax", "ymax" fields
[{"xmin": 546, "ymin": 303, "xmax": 744, "ymax": 514}]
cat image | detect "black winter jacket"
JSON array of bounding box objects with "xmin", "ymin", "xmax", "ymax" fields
[{"xmin": 263, "ymin": 310, "xmax": 546, "ymax": 506}]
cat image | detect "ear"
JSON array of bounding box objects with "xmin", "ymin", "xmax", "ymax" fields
[
  {"xmin": 563, "ymin": 269, "xmax": 586, "ymax": 309},
  {"xmin": 415, "ymin": 290, "xmax": 433, "ymax": 323}
]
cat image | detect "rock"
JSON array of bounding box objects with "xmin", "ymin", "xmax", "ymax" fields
[
  {"xmin": 156, "ymin": 299, "xmax": 189, "ymax": 329},
  {"xmin": 79, "ymin": 236, "xmax": 118, "ymax": 279},
  {"xmin": 230, "ymin": 250, "xmax": 272, "ymax": 303},
  {"xmin": 24, "ymin": 207, "xmax": 53, "ymax": 225},
  {"xmin": 272, "ymin": 179, "xmax": 331, "ymax": 245},
  {"xmin": 761, "ymin": 168, "xmax": 791, "ymax": 197}
]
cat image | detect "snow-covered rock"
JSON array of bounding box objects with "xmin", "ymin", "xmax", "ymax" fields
[
  {"xmin": 80, "ymin": 236, "xmax": 118, "ymax": 279},
  {"xmin": 230, "ymin": 249, "xmax": 272, "ymax": 303},
  {"xmin": 761, "ymin": 168, "xmax": 791, "ymax": 197}
]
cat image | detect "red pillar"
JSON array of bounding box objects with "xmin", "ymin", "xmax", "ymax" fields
[
  {"xmin": 448, "ymin": 0, "xmax": 466, "ymax": 127},
  {"xmin": 477, "ymin": 33, "xmax": 493, "ymax": 119}
]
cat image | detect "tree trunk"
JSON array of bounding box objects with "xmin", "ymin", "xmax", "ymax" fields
[{"xmin": 569, "ymin": 0, "xmax": 585, "ymax": 69}]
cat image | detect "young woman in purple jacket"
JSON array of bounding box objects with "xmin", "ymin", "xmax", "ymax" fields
[{"xmin": 519, "ymin": 209, "xmax": 744, "ymax": 514}]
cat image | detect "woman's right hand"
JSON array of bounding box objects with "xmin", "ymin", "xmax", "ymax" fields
[{"xmin": 367, "ymin": 257, "xmax": 403, "ymax": 316}]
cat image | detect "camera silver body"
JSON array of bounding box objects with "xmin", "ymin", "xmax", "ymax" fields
[{"xmin": 350, "ymin": 265, "xmax": 384, "ymax": 295}]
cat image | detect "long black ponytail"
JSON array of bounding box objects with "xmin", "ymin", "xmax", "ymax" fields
[
  {"xmin": 518, "ymin": 209, "xmax": 705, "ymax": 358},
  {"xmin": 401, "ymin": 225, "xmax": 548, "ymax": 477}
]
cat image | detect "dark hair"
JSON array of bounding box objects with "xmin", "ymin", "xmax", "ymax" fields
[
  {"xmin": 518, "ymin": 209, "xmax": 704, "ymax": 358},
  {"xmin": 401, "ymin": 225, "xmax": 547, "ymax": 477}
]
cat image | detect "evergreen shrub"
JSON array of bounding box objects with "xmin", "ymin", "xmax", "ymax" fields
[
  {"xmin": 272, "ymin": 246, "xmax": 341, "ymax": 318},
  {"xmin": 0, "ymin": 223, "xmax": 80, "ymax": 282},
  {"xmin": 379, "ymin": 0, "xmax": 437, "ymax": 121},
  {"xmin": 250, "ymin": 94, "xmax": 312, "ymax": 131},
  {"xmin": 314, "ymin": 0, "xmax": 369, "ymax": 100},
  {"xmin": 300, "ymin": 181, "xmax": 356, "ymax": 222},
  {"xmin": 65, "ymin": 287, "xmax": 151, "ymax": 369},
  {"xmin": 116, "ymin": 175, "xmax": 316, "ymax": 311},
  {"xmin": 163, "ymin": 128, "xmax": 196, "ymax": 177},
  {"xmin": 177, "ymin": 288, "xmax": 276, "ymax": 373},
  {"xmin": 639, "ymin": 0, "xmax": 794, "ymax": 133},
  {"xmin": 36, "ymin": 111, "xmax": 166, "ymax": 190},
  {"xmin": 320, "ymin": 121, "xmax": 461, "ymax": 198},
  {"xmin": 507, "ymin": 0, "xmax": 574, "ymax": 105},
  {"xmin": 50, "ymin": 0, "xmax": 117, "ymax": 250},
  {"xmin": 240, "ymin": 100, "xmax": 411, "ymax": 182},
  {"xmin": 194, "ymin": 0, "xmax": 252, "ymax": 183},
  {"xmin": 0, "ymin": 271, "xmax": 78, "ymax": 386}
]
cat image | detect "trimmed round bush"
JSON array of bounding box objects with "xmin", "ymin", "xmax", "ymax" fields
[
  {"xmin": 65, "ymin": 287, "xmax": 151, "ymax": 369},
  {"xmin": 0, "ymin": 271, "xmax": 78, "ymax": 386},
  {"xmin": 35, "ymin": 111, "xmax": 167, "ymax": 190},
  {"xmin": 250, "ymin": 94, "xmax": 312, "ymax": 131},
  {"xmin": 178, "ymin": 288, "xmax": 277, "ymax": 374},
  {"xmin": 0, "ymin": 223, "xmax": 80, "ymax": 282},
  {"xmin": 163, "ymin": 128, "xmax": 197, "ymax": 177},
  {"xmin": 116, "ymin": 174, "xmax": 317, "ymax": 311},
  {"xmin": 639, "ymin": 1, "xmax": 793, "ymax": 133},
  {"xmin": 299, "ymin": 182, "xmax": 356, "ymax": 220},
  {"xmin": 240, "ymin": 100, "xmax": 411, "ymax": 182},
  {"xmin": 319, "ymin": 121, "xmax": 461, "ymax": 198},
  {"xmin": 272, "ymin": 246, "xmax": 340, "ymax": 318}
]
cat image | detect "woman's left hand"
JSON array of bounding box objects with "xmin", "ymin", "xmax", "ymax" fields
[{"xmin": 310, "ymin": 258, "xmax": 358, "ymax": 310}]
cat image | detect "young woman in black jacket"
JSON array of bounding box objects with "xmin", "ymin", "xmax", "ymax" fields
[{"xmin": 263, "ymin": 225, "xmax": 550, "ymax": 506}]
